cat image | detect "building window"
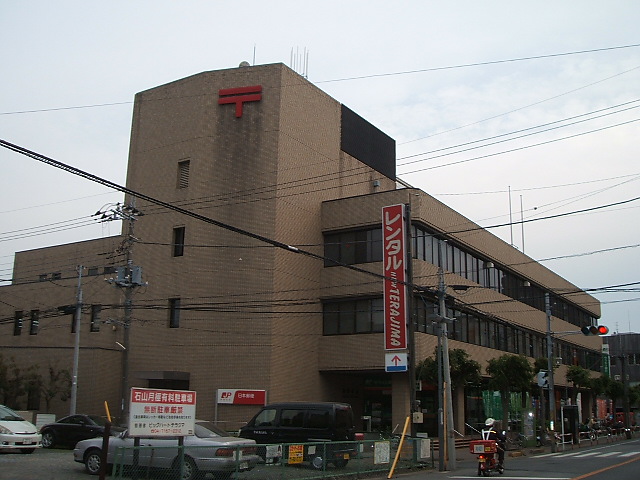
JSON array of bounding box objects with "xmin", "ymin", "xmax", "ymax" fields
[
  {"xmin": 87, "ymin": 266, "xmax": 99, "ymax": 276},
  {"xmin": 103, "ymin": 266, "xmax": 116, "ymax": 275},
  {"xmin": 29, "ymin": 310, "xmax": 39, "ymax": 335},
  {"xmin": 323, "ymin": 298, "xmax": 383, "ymax": 335},
  {"xmin": 13, "ymin": 311, "xmax": 23, "ymax": 336},
  {"xmin": 177, "ymin": 159, "xmax": 190, "ymax": 189},
  {"xmin": 51, "ymin": 272, "xmax": 62, "ymax": 280},
  {"xmin": 39, "ymin": 274, "xmax": 48, "ymax": 281},
  {"xmin": 169, "ymin": 298, "xmax": 181, "ymax": 328},
  {"xmin": 172, "ymin": 227, "xmax": 185, "ymax": 257},
  {"xmin": 324, "ymin": 228, "xmax": 382, "ymax": 266},
  {"xmin": 90, "ymin": 305, "xmax": 101, "ymax": 332}
]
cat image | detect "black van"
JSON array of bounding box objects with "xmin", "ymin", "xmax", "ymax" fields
[{"xmin": 239, "ymin": 402, "xmax": 357, "ymax": 469}]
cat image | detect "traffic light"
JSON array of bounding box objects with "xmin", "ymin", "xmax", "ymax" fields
[{"xmin": 581, "ymin": 325, "xmax": 609, "ymax": 336}]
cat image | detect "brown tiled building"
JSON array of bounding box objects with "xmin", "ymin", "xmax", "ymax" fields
[{"xmin": 0, "ymin": 63, "xmax": 603, "ymax": 434}]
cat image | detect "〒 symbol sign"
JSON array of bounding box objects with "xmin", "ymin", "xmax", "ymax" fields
[{"xmin": 218, "ymin": 85, "xmax": 262, "ymax": 117}]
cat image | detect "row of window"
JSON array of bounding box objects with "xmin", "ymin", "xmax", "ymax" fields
[
  {"xmin": 13, "ymin": 306, "xmax": 102, "ymax": 336},
  {"xmin": 323, "ymin": 225, "xmax": 596, "ymax": 330},
  {"xmin": 322, "ymin": 297, "xmax": 602, "ymax": 372},
  {"xmin": 12, "ymin": 298, "xmax": 182, "ymax": 336},
  {"xmin": 610, "ymin": 354, "xmax": 640, "ymax": 366}
]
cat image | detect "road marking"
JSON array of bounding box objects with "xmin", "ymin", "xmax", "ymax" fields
[
  {"xmin": 450, "ymin": 477, "xmax": 570, "ymax": 479},
  {"xmin": 596, "ymin": 451, "xmax": 621, "ymax": 457},
  {"xmin": 569, "ymin": 454, "xmax": 640, "ymax": 480}
]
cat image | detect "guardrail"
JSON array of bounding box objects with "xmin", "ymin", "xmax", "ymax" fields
[{"xmin": 108, "ymin": 438, "xmax": 435, "ymax": 480}]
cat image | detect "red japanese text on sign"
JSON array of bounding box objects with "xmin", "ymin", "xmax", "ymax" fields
[{"xmin": 382, "ymin": 204, "xmax": 408, "ymax": 351}]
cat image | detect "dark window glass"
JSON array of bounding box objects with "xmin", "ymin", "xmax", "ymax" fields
[
  {"xmin": 371, "ymin": 298, "xmax": 384, "ymax": 333},
  {"xmin": 281, "ymin": 409, "xmax": 304, "ymax": 428},
  {"xmin": 172, "ymin": 226, "xmax": 185, "ymax": 257},
  {"xmin": 323, "ymin": 298, "xmax": 384, "ymax": 335},
  {"xmin": 355, "ymin": 299, "xmax": 370, "ymax": 333},
  {"xmin": 468, "ymin": 315, "xmax": 479, "ymax": 345},
  {"xmin": 169, "ymin": 298, "xmax": 181, "ymax": 328},
  {"xmin": 13, "ymin": 311, "xmax": 23, "ymax": 336},
  {"xmin": 29, "ymin": 310, "xmax": 39, "ymax": 335},
  {"xmin": 254, "ymin": 408, "xmax": 277, "ymax": 427},
  {"xmin": 368, "ymin": 228, "xmax": 383, "ymax": 262},
  {"xmin": 90, "ymin": 305, "xmax": 101, "ymax": 332}
]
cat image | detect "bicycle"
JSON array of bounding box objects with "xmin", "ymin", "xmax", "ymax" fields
[{"xmin": 504, "ymin": 433, "xmax": 525, "ymax": 450}]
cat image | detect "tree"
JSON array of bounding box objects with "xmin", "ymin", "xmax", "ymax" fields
[
  {"xmin": 40, "ymin": 364, "xmax": 72, "ymax": 412},
  {"xmin": 1, "ymin": 356, "xmax": 27, "ymax": 409},
  {"xmin": 417, "ymin": 348, "xmax": 482, "ymax": 388},
  {"xmin": 486, "ymin": 354, "xmax": 534, "ymax": 429},
  {"xmin": 417, "ymin": 348, "xmax": 482, "ymax": 428},
  {"xmin": 566, "ymin": 365, "xmax": 592, "ymax": 407}
]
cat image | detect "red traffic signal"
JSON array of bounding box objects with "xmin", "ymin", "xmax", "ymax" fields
[{"xmin": 581, "ymin": 325, "xmax": 609, "ymax": 336}]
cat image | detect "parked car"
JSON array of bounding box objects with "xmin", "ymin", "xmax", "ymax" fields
[
  {"xmin": 40, "ymin": 414, "xmax": 122, "ymax": 449},
  {"xmin": 239, "ymin": 402, "xmax": 357, "ymax": 469},
  {"xmin": 0, "ymin": 404, "xmax": 42, "ymax": 454},
  {"xmin": 73, "ymin": 420, "xmax": 259, "ymax": 480}
]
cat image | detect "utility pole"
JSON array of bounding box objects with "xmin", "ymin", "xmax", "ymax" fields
[
  {"xmin": 405, "ymin": 203, "xmax": 418, "ymax": 439},
  {"xmin": 95, "ymin": 202, "xmax": 145, "ymax": 426},
  {"xmin": 436, "ymin": 239, "xmax": 456, "ymax": 470},
  {"xmin": 70, "ymin": 265, "xmax": 83, "ymax": 415},
  {"xmin": 545, "ymin": 292, "xmax": 557, "ymax": 453}
]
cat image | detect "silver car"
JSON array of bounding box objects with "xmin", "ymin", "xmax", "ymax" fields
[
  {"xmin": 73, "ymin": 420, "xmax": 259, "ymax": 480},
  {"xmin": 0, "ymin": 404, "xmax": 42, "ymax": 454}
]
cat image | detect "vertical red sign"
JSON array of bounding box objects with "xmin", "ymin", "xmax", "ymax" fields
[{"xmin": 382, "ymin": 204, "xmax": 408, "ymax": 351}]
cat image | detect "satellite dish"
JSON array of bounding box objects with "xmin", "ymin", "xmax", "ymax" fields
[{"xmin": 239, "ymin": 61, "xmax": 250, "ymax": 67}]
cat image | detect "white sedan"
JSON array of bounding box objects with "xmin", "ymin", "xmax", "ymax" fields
[{"xmin": 73, "ymin": 420, "xmax": 259, "ymax": 480}]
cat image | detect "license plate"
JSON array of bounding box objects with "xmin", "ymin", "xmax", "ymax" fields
[
  {"xmin": 479, "ymin": 458, "xmax": 486, "ymax": 463},
  {"xmin": 240, "ymin": 462, "xmax": 249, "ymax": 470}
]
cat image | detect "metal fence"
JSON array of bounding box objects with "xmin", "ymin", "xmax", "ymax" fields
[{"xmin": 107, "ymin": 438, "xmax": 434, "ymax": 480}]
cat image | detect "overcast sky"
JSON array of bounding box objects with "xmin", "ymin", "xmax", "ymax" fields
[{"xmin": 1, "ymin": 1, "xmax": 639, "ymax": 334}]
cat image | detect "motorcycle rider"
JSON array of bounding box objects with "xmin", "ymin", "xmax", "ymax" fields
[{"xmin": 482, "ymin": 418, "xmax": 506, "ymax": 468}]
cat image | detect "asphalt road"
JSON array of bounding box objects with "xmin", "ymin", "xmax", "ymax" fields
[
  {"xmin": 3, "ymin": 435, "xmax": 640, "ymax": 480},
  {"xmin": 0, "ymin": 447, "xmax": 87, "ymax": 480}
]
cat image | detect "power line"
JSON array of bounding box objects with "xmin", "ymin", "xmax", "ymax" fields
[
  {"xmin": 317, "ymin": 43, "xmax": 640, "ymax": 84},
  {"xmin": 399, "ymin": 117, "xmax": 640, "ymax": 175}
]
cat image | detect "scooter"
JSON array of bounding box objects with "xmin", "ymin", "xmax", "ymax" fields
[{"xmin": 470, "ymin": 439, "xmax": 504, "ymax": 476}]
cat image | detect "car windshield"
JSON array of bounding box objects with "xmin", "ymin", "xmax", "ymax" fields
[
  {"xmin": 0, "ymin": 405, "xmax": 25, "ymax": 421},
  {"xmin": 194, "ymin": 421, "xmax": 231, "ymax": 438}
]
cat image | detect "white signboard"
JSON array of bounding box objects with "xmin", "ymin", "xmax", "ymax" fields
[
  {"xmin": 129, "ymin": 387, "xmax": 196, "ymax": 437},
  {"xmin": 385, "ymin": 351, "xmax": 408, "ymax": 372}
]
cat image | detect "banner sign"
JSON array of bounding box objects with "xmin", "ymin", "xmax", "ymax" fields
[
  {"xmin": 382, "ymin": 204, "xmax": 408, "ymax": 351},
  {"xmin": 217, "ymin": 389, "xmax": 266, "ymax": 405},
  {"xmin": 129, "ymin": 387, "xmax": 196, "ymax": 437}
]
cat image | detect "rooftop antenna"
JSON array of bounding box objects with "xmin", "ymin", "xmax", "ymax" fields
[{"xmin": 290, "ymin": 46, "xmax": 309, "ymax": 78}]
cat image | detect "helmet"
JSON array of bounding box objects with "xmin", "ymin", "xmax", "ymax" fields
[{"xmin": 485, "ymin": 418, "xmax": 495, "ymax": 426}]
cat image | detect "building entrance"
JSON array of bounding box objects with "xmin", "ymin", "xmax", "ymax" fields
[{"xmin": 362, "ymin": 377, "xmax": 392, "ymax": 433}]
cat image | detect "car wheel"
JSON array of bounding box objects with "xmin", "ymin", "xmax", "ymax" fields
[
  {"xmin": 310, "ymin": 455, "xmax": 325, "ymax": 470},
  {"xmin": 172, "ymin": 455, "xmax": 200, "ymax": 480},
  {"xmin": 333, "ymin": 457, "xmax": 349, "ymax": 468},
  {"xmin": 41, "ymin": 430, "xmax": 55, "ymax": 448},
  {"xmin": 84, "ymin": 447, "xmax": 103, "ymax": 475}
]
